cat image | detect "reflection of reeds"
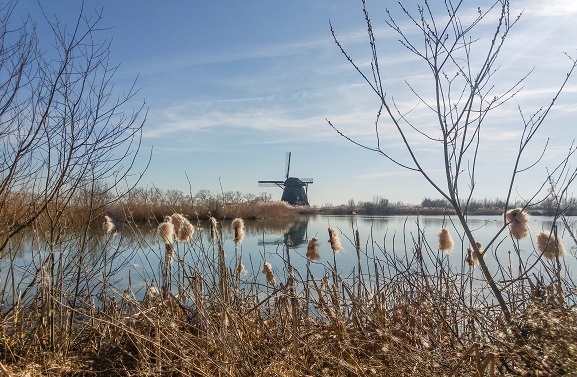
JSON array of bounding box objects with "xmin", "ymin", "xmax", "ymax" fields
[
  {"xmin": 438, "ymin": 228, "xmax": 454, "ymax": 253},
  {"xmin": 536, "ymin": 231, "xmax": 566, "ymax": 259},
  {"xmin": 103, "ymin": 215, "xmax": 116, "ymax": 234},
  {"xmin": 505, "ymin": 208, "xmax": 530, "ymax": 239}
]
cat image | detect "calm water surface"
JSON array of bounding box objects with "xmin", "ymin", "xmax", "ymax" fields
[{"xmin": 4, "ymin": 214, "xmax": 576, "ymax": 301}]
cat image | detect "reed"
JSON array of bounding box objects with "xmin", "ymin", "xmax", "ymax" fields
[
  {"xmin": 506, "ymin": 208, "xmax": 530, "ymax": 239},
  {"xmin": 437, "ymin": 228, "xmax": 454, "ymax": 253},
  {"xmin": 0, "ymin": 211, "xmax": 575, "ymax": 376}
]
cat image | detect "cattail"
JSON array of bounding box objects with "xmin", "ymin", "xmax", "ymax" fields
[
  {"xmin": 465, "ymin": 242, "xmax": 483, "ymax": 267},
  {"xmin": 536, "ymin": 231, "xmax": 566, "ymax": 260},
  {"xmin": 171, "ymin": 213, "xmax": 194, "ymax": 242},
  {"xmin": 438, "ymin": 228, "xmax": 454, "ymax": 253},
  {"xmin": 232, "ymin": 217, "xmax": 244, "ymax": 243},
  {"xmin": 103, "ymin": 215, "xmax": 116, "ymax": 234},
  {"xmin": 306, "ymin": 237, "xmax": 320, "ymax": 261},
  {"xmin": 328, "ymin": 227, "xmax": 342, "ymax": 253},
  {"xmin": 165, "ymin": 244, "xmax": 175, "ymax": 265},
  {"xmin": 144, "ymin": 285, "xmax": 160, "ymax": 304},
  {"xmin": 262, "ymin": 261, "xmax": 276, "ymax": 285},
  {"xmin": 236, "ymin": 258, "xmax": 245, "ymax": 276},
  {"xmin": 158, "ymin": 216, "xmax": 175, "ymax": 245},
  {"xmin": 506, "ymin": 208, "xmax": 530, "ymax": 239},
  {"xmin": 209, "ymin": 216, "xmax": 218, "ymax": 240},
  {"xmin": 355, "ymin": 229, "xmax": 361, "ymax": 251},
  {"xmin": 232, "ymin": 218, "xmax": 245, "ymax": 243}
]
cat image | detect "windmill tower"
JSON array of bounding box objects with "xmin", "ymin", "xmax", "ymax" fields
[{"xmin": 258, "ymin": 152, "xmax": 313, "ymax": 206}]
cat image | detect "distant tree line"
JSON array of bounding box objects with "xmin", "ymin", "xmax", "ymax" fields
[{"xmin": 322, "ymin": 195, "xmax": 577, "ymax": 216}]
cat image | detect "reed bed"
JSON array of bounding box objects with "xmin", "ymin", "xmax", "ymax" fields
[{"xmin": 0, "ymin": 212, "xmax": 576, "ymax": 376}]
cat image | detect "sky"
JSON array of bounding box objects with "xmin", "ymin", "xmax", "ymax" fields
[{"xmin": 14, "ymin": 0, "xmax": 577, "ymax": 206}]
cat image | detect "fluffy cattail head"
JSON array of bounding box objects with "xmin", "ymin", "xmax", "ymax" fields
[
  {"xmin": 158, "ymin": 217, "xmax": 175, "ymax": 245},
  {"xmin": 438, "ymin": 228, "xmax": 454, "ymax": 253},
  {"xmin": 232, "ymin": 218, "xmax": 245, "ymax": 243},
  {"xmin": 171, "ymin": 213, "xmax": 184, "ymax": 233},
  {"xmin": 328, "ymin": 227, "xmax": 342, "ymax": 253},
  {"xmin": 506, "ymin": 208, "xmax": 530, "ymax": 239},
  {"xmin": 465, "ymin": 242, "xmax": 482, "ymax": 267},
  {"xmin": 262, "ymin": 261, "xmax": 276, "ymax": 285},
  {"xmin": 306, "ymin": 237, "xmax": 320, "ymax": 261},
  {"xmin": 236, "ymin": 258, "xmax": 245, "ymax": 276},
  {"xmin": 103, "ymin": 215, "xmax": 116, "ymax": 234},
  {"xmin": 171, "ymin": 213, "xmax": 194, "ymax": 242},
  {"xmin": 536, "ymin": 231, "xmax": 566, "ymax": 260},
  {"xmin": 209, "ymin": 216, "xmax": 218, "ymax": 240}
]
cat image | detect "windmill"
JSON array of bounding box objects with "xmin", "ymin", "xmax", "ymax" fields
[{"xmin": 258, "ymin": 152, "xmax": 313, "ymax": 206}]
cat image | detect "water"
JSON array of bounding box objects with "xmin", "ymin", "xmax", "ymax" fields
[{"xmin": 2, "ymin": 214, "xmax": 576, "ymax": 304}]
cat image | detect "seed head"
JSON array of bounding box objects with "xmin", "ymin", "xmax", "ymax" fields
[
  {"xmin": 209, "ymin": 216, "xmax": 218, "ymax": 240},
  {"xmin": 438, "ymin": 228, "xmax": 454, "ymax": 253},
  {"xmin": 232, "ymin": 218, "xmax": 245, "ymax": 243},
  {"xmin": 306, "ymin": 237, "xmax": 320, "ymax": 261},
  {"xmin": 328, "ymin": 227, "xmax": 342, "ymax": 253},
  {"xmin": 171, "ymin": 213, "xmax": 194, "ymax": 242},
  {"xmin": 536, "ymin": 231, "xmax": 566, "ymax": 260},
  {"xmin": 262, "ymin": 261, "xmax": 276, "ymax": 285},
  {"xmin": 506, "ymin": 208, "xmax": 530, "ymax": 239},
  {"xmin": 158, "ymin": 216, "xmax": 175, "ymax": 245},
  {"xmin": 236, "ymin": 258, "xmax": 245, "ymax": 276},
  {"xmin": 465, "ymin": 242, "xmax": 482, "ymax": 267}
]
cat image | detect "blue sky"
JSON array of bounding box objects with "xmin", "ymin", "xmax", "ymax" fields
[{"xmin": 18, "ymin": 0, "xmax": 577, "ymax": 206}]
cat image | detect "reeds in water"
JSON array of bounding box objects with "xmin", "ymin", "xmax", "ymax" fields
[
  {"xmin": 209, "ymin": 216, "xmax": 218, "ymax": 240},
  {"xmin": 505, "ymin": 208, "xmax": 530, "ymax": 240},
  {"xmin": 465, "ymin": 242, "xmax": 483, "ymax": 267},
  {"xmin": 262, "ymin": 261, "xmax": 276, "ymax": 285},
  {"xmin": 306, "ymin": 237, "xmax": 320, "ymax": 261},
  {"xmin": 171, "ymin": 213, "xmax": 194, "ymax": 242},
  {"xmin": 536, "ymin": 230, "xmax": 566, "ymax": 259},
  {"xmin": 158, "ymin": 216, "xmax": 175, "ymax": 245},
  {"xmin": 438, "ymin": 228, "xmax": 454, "ymax": 253},
  {"xmin": 328, "ymin": 227, "xmax": 342, "ymax": 253},
  {"xmin": 232, "ymin": 217, "xmax": 245, "ymax": 243},
  {"xmin": 236, "ymin": 258, "xmax": 245, "ymax": 276}
]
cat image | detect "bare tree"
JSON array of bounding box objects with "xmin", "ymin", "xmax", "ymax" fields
[
  {"xmin": 0, "ymin": 2, "xmax": 146, "ymax": 257},
  {"xmin": 328, "ymin": 0, "xmax": 576, "ymax": 321}
]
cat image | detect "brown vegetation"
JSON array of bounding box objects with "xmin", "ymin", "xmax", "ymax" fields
[{"xmin": 1, "ymin": 214, "xmax": 576, "ymax": 376}]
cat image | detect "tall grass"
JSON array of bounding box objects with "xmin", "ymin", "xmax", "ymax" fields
[{"xmin": 0, "ymin": 209, "xmax": 576, "ymax": 376}]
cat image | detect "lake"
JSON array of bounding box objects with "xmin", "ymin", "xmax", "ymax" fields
[{"xmin": 2, "ymin": 214, "xmax": 576, "ymax": 304}]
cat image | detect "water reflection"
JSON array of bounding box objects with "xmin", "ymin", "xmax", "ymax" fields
[{"xmin": 258, "ymin": 217, "xmax": 309, "ymax": 247}]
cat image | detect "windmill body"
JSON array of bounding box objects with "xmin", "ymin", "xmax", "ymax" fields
[{"xmin": 258, "ymin": 152, "xmax": 313, "ymax": 206}]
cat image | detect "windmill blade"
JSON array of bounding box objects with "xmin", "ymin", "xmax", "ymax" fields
[
  {"xmin": 285, "ymin": 152, "xmax": 291, "ymax": 179},
  {"xmin": 258, "ymin": 180, "xmax": 285, "ymax": 187}
]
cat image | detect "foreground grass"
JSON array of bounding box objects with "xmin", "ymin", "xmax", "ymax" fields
[{"xmin": 0, "ymin": 212, "xmax": 576, "ymax": 376}]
